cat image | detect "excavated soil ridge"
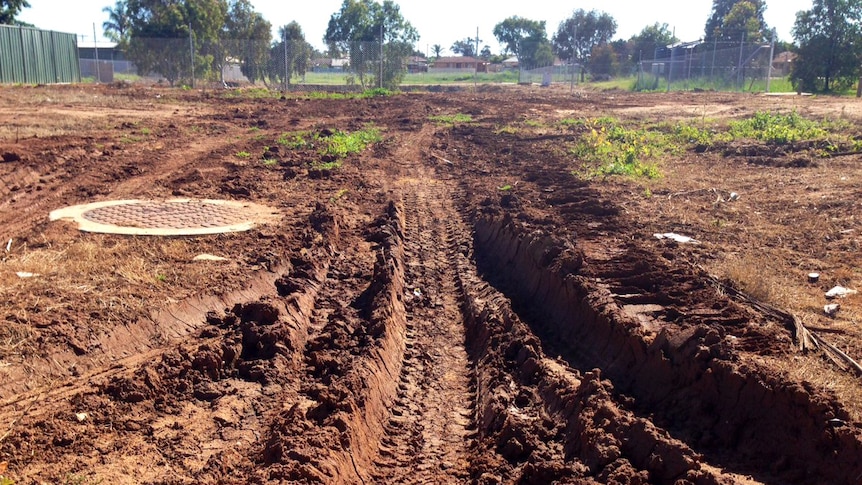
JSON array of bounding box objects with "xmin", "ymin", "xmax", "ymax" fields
[{"xmin": 262, "ymin": 201, "xmax": 408, "ymax": 482}]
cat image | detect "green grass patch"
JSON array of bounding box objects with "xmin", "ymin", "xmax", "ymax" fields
[
  {"xmin": 300, "ymin": 88, "xmax": 395, "ymax": 100},
  {"xmin": 278, "ymin": 126, "xmax": 382, "ymax": 170},
  {"xmin": 235, "ymin": 151, "xmax": 251, "ymax": 158},
  {"xmin": 221, "ymin": 87, "xmax": 280, "ymax": 99},
  {"xmin": 428, "ymin": 113, "xmax": 473, "ymax": 126}
]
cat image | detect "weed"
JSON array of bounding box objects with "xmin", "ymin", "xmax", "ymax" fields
[
  {"xmin": 278, "ymin": 131, "xmax": 312, "ymax": 149},
  {"xmin": 276, "ymin": 127, "xmax": 381, "ymax": 170},
  {"xmin": 673, "ymin": 123, "xmax": 714, "ymax": 146},
  {"xmin": 498, "ymin": 184, "xmax": 513, "ymax": 191},
  {"xmin": 494, "ymin": 124, "xmax": 518, "ymax": 135},
  {"xmin": 523, "ymin": 119, "xmax": 543, "ymax": 128},
  {"xmin": 248, "ymin": 126, "xmax": 261, "ymax": 133},
  {"xmin": 330, "ymin": 188, "xmax": 349, "ymax": 203},
  {"xmin": 571, "ymin": 118, "xmax": 667, "ymax": 179},
  {"xmin": 319, "ymin": 127, "xmax": 382, "ymax": 160},
  {"xmin": 728, "ymin": 110, "xmax": 828, "ymax": 144},
  {"xmin": 155, "ymin": 273, "xmax": 167, "ymax": 283},
  {"xmin": 235, "ymin": 151, "xmax": 250, "ymax": 158},
  {"xmin": 428, "ymin": 113, "xmax": 473, "ymax": 126},
  {"xmin": 140, "ymin": 127, "xmax": 151, "ymax": 135}
]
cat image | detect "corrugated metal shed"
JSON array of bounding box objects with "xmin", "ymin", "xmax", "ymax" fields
[{"xmin": 0, "ymin": 25, "xmax": 81, "ymax": 84}]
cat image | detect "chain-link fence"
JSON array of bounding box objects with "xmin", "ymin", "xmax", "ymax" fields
[
  {"xmin": 635, "ymin": 40, "xmax": 775, "ymax": 92},
  {"xmin": 88, "ymin": 36, "xmax": 778, "ymax": 93},
  {"xmin": 102, "ymin": 38, "xmax": 416, "ymax": 91}
]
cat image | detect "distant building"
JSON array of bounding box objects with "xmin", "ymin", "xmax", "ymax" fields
[
  {"xmin": 501, "ymin": 56, "xmax": 519, "ymax": 70},
  {"xmin": 312, "ymin": 58, "xmax": 349, "ymax": 72},
  {"xmin": 431, "ymin": 56, "xmax": 485, "ymax": 70},
  {"xmin": 772, "ymin": 51, "xmax": 796, "ymax": 76},
  {"xmin": 77, "ymin": 40, "xmax": 129, "ymax": 82},
  {"xmin": 407, "ymin": 56, "xmax": 428, "ymax": 73}
]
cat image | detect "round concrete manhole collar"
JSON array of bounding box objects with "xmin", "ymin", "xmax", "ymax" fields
[{"xmin": 49, "ymin": 199, "xmax": 281, "ymax": 236}]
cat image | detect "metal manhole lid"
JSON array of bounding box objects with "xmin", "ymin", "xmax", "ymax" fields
[{"xmin": 49, "ymin": 199, "xmax": 281, "ymax": 236}]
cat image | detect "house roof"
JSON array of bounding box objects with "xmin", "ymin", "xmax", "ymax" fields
[
  {"xmin": 434, "ymin": 56, "xmax": 481, "ymax": 63},
  {"xmin": 502, "ymin": 56, "xmax": 519, "ymax": 64}
]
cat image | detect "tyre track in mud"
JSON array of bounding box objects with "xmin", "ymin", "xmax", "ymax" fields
[{"xmin": 368, "ymin": 173, "xmax": 475, "ymax": 483}]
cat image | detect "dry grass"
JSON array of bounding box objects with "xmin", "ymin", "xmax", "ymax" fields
[
  {"xmin": 712, "ymin": 251, "xmax": 862, "ymax": 422},
  {"xmin": 0, "ymin": 235, "xmax": 236, "ymax": 360},
  {"xmin": 762, "ymin": 351, "xmax": 862, "ymax": 424}
]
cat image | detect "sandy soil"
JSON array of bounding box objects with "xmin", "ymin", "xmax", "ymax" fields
[{"xmin": 0, "ymin": 82, "xmax": 861, "ymax": 484}]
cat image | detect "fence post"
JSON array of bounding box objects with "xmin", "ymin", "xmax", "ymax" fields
[
  {"xmin": 766, "ymin": 30, "xmax": 775, "ymax": 93},
  {"xmin": 667, "ymin": 46, "xmax": 674, "ymax": 92},
  {"xmin": 737, "ymin": 32, "xmax": 745, "ymax": 91},
  {"xmin": 93, "ymin": 24, "xmax": 101, "ymax": 83},
  {"xmin": 379, "ymin": 23, "xmax": 383, "ymax": 89},
  {"xmin": 189, "ymin": 24, "xmax": 195, "ymax": 88}
]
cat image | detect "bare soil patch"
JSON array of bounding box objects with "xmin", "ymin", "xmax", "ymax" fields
[{"xmin": 1, "ymin": 83, "xmax": 861, "ymax": 484}]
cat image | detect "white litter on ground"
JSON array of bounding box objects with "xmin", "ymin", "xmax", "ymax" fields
[
  {"xmin": 825, "ymin": 286, "xmax": 858, "ymax": 299},
  {"xmin": 654, "ymin": 233, "xmax": 699, "ymax": 244},
  {"xmin": 193, "ymin": 254, "xmax": 229, "ymax": 262}
]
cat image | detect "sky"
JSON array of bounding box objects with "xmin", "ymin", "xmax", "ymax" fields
[{"xmin": 19, "ymin": 0, "xmax": 813, "ymax": 55}]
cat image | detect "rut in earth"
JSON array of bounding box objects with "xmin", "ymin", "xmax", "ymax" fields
[{"xmin": 369, "ymin": 176, "xmax": 475, "ymax": 482}]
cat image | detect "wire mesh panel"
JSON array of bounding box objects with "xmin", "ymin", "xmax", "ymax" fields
[{"xmin": 635, "ymin": 40, "xmax": 774, "ymax": 92}]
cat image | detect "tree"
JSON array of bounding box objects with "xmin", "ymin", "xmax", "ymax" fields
[
  {"xmin": 451, "ymin": 38, "xmax": 477, "ymax": 57},
  {"xmin": 431, "ymin": 44, "xmax": 442, "ymax": 59},
  {"xmin": 479, "ymin": 45, "xmax": 492, "ymax": 60},
  {"xmin": 551, "ymin": 9, "xmax": 616, "ymax": 79},
  {"xmin": 324, "ymin": 0, "xmax": 418, "ymax": 88},
  {"xmin": 791, "ymin": 0, "xmax": 862, "ymax": 92},
  {"xmin": 103, "ymin": 1, "xmax": 131, "ymax": 45},
  {"xmin": 223, "ymin": 0, "xmax": 272, "ymax": 83},
  {"xmin": 0, "ymin": 0, "xmax": 29, "ymax": 25},
  {"xmin": 492, "ymin": 16, "xmax": 545, "ymax": 57},
  {"xmin": 267, "ymin": 22, "xmax": 312, "ymax": 89},
  {"xmin": 125, "ymin": 0, "xmax": 228, "ymax": 86},
  {"xmin": 589, "ymin": 43, "xmax": 620, "ymax": 78},
  {"xmin": 493, "ymin": 16, "xmax": 552, "ymax": 69},
  {"xmin": 704, "ymin": 0, "xmax": 769, "ymax": 43},
  {"xmin": 629, "ymin": 23, "xmax": 677, "ymax": 61}
]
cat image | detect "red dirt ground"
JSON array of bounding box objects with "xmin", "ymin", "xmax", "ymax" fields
[{"xmin": 1, "ymin": 83, "xmax": 861, "ymax": 484}]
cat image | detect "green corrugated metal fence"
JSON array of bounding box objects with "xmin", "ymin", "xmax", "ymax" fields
[{"xmin": 0, "ymin": 25, "xmax": 81, "ymax": 84}]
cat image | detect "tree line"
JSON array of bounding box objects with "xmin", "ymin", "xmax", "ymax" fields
[{"xmin": 2, "ymin": 0, "xmax": 860, "ymax": 92}]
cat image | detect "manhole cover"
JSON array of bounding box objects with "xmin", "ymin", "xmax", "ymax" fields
[{"xmin": 49, "ymin": 199, "xmax": 281, "ymax": 236}]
